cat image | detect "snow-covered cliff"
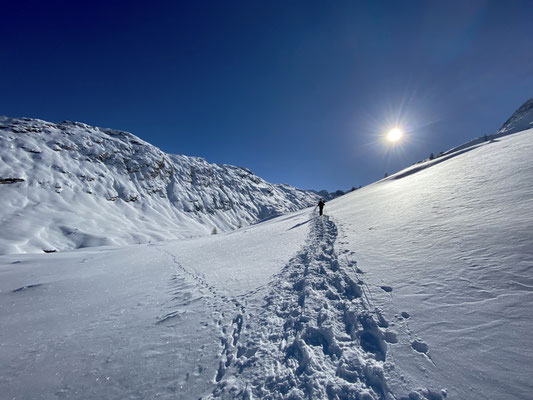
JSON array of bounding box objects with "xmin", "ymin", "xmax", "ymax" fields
[
  {"xmin": 498, "ymin": 97, "xmax": 533, "ymax": 135},
  {"xmin": 0, "ymin": 117, "xmax": 318, "ymax": 254}
]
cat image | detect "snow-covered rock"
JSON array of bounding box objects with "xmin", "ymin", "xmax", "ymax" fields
[
  {"xmin": 0, "ymin": 117, "xmax": 319, "ymax": 254},
  {"xmin": 498, "ymin": 97, "xmax": 533, "ymax": 135}
]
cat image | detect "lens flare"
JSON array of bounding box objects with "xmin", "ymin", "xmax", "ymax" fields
[{"xmin": 386, "ymin": 128, "xmax": 403, "ymax": 142}]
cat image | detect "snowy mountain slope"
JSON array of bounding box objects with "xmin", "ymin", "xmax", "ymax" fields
[
  {"xmin": 395, "ymin": 98, "xmax": 533, "ymax": 173},
  {"xmin": 498, "ymin": 97, "xmax": 533, "ymax": 135},
  {"xmin": 202, "ymin": 131, "xmax": 533, "ymax": 400},
  {"xmin": 328, "ymin": 128, "xmax": 533, "ymax": 399},
  {"xmin": 1, "ymin": 119, "xmax": 532, "ymax": 399},
  {"xmin": 0, "ymin": 117, "xmax": 319, "ymax": 255},
  {"xmin": 6, "ymin": 129, "xmax": 533, "ymax": 399}
]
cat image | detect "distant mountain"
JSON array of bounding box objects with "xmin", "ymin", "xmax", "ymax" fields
[
  {"xmin": 311, "ymin": 189, "xmax": 346, "ymax": 201},
  {"xmin": 0, "ymin": 117, "xmax": 319, "ymax": 254},
  {"xmin": 498, "ymin": 97, "xmax": 533, "ymax": 135}
]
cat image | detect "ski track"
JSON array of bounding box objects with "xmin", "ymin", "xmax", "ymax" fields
[{"xmin": 205, "ymin": 215, "xmax": 444, "ymax": 400}]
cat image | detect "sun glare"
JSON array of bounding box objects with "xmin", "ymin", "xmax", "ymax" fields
[{"xmin": 386, "ymin": 128, "xmax": 403, "ymax": 143}]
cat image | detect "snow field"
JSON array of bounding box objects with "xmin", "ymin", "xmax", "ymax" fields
[
  {"xmin": 0, "ymin": 206, "xmax": 313, "ymax": 399},
  {"xmin": 0, "ymin": 245, "xmax": 222, "ymax": 399}
]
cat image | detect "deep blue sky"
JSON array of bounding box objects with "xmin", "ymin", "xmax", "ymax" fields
[{"xmin": 2, "ymin": 1, "xmax": 532, "ymax": 191}]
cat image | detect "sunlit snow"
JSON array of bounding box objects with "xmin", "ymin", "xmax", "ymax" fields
[
  {"xmin": 0, "ymin": 117, "xmax": 318, "ymax": 255},
  {"xmin": 1, "ymin": 120, "xmax": 532, "ymax": 398}
]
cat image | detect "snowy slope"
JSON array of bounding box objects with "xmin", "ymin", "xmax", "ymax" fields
[
  {"xmin": 404, "ymin": 97, "xmax": 533, "ymax": 166},
  {"xmin": 328, "ymin": 128, "xmax": 533, "ymax": 399},
  {"xmin": 2, "ymin": 127, "xmax": 532, "ymax": 399},
  {"xmin": 498, "ymin": 98, "xmax": 533, "ymax": 135},
  {"xmin": 0, "ymin": 209, "xmax": 314, "ymax": 400},
  {"xmin": 0, "ymin": 117, "xmax": 319, "ymax": 254}
]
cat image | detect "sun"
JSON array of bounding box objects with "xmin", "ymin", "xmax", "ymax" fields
[{"xmin": 386, "ymin": 127, "xmax": 403, "ymax": 143}]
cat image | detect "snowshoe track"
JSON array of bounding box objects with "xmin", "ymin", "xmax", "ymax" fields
[
  {"xmin": 208, "ymin": 215, "xmax": 398, "ymax": 399},
  {"xmin": 157, "ymin": 248, "xmax": 245, "ymax": 328}
]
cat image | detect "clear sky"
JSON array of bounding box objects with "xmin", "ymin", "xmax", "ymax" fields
[{"xmin": 2, "ymin": 0, "xmax": 533, "ymax": 191}]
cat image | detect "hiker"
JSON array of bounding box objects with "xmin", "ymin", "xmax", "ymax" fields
[{"xmin": 318, "ymin": 199, "xmax": 325, "ymax": 216}]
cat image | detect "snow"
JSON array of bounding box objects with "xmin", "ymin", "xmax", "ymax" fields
[
  {"xmin": 208, "ymin": 215, "xmax": 398, "ymax": 399},
  {"xmin": 498, "ymin": 98, "xmax": 533, "ymax": 135},
  {"xmin": 157, "ymin": 208, "xmax": 313, "ymax": 296},
  {"xmin": 1, "ymin": 123, "xmax": 532, "ymax": 398},
  {"xmin": 0, "ymin": 209, "xmax": 313, "ymax": 400},
  {"xmin": 328, "ymin": 128, "xmax": 533, "ymax": 399},
  {"xmin": 0, "ymin": 116, "xmax": 318, "ymax": 255}
]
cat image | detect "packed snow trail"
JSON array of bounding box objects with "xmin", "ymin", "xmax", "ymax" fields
[{"xmin": 208, "ymin": 215, "xmax": 442, "ymax": 400}]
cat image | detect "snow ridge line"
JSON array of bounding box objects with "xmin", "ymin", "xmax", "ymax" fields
[{"xmin": 207, "ymin": 215, "xmax": 403, "ymax": 400}]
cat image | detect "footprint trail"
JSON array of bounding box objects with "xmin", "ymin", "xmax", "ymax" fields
[{"xmin": 206, "ymin": 215, "xmax": 442, "ymax": 399}]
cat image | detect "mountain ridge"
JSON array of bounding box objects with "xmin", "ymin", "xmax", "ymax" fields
[
  {"xmin": 0, "ymin": 116, "xmax": 319, "ymax": 254},
  {"xmin": 498, "ymin": 97, "xmax": 533, "ymax": 135},
  {"xmin": 2, "ymin": 96, "xmax": 532, "ymax": 255}
]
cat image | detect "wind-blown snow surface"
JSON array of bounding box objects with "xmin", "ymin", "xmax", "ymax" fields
[
  {"xmin": 328, "ymin": 128, "xmax": 533, "ymax": 399},
  {"xmin": 1, "ymin": 129, "xmax": 532, "ymax": 399},
  {"xmin": 0, "ymin": 117, "xmax": 318, "ymax": 254}
]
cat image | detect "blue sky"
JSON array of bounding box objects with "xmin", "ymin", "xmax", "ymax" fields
[{"xmin": 2, "ymin": 0, "xmax": 532, "ymax": 191}]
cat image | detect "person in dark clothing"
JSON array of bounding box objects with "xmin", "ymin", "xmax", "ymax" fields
[{"xmin": 318, "ymin": 199, "xmax": 325, "ymax": 216}]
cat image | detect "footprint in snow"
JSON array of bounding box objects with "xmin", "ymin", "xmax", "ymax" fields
[
  {"xmin": 384, "ymin": 330, "xmax": 398, "ymax": 344},
  {"xmin": 12, "ymin": 283, "xmax": 43, "ymax": 293},
  {"xmin": 411, "ymin": 339, "xmax": 429, "ymax": 354}
]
